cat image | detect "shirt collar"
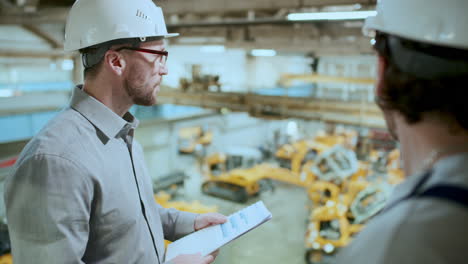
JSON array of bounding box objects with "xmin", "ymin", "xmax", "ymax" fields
[
  {"xmin": 70, "ymin": 85, "xmax": 139, "ymax": 140},
  {"xmin": 387, "ymin": 152, "xmax": 468, "ymax": 204}
]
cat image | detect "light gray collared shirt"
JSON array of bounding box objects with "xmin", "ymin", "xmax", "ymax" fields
[{"xmin": 4, "ymin": 86, "xmax": 197, "ymax": 264}]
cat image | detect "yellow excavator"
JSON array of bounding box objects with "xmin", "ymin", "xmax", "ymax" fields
[
  {"xmin": 304, "ymin": 148, "xmax": 404, "ymax": 264},
  {"xmin": 154, "ymin": 191, "xmax": 218, "ymax": 249},
  {"xmin": 154, "ymin": 191, "xmax": 218, "ymax": 214},
  {"xmin": 201, "ymin": 135, "xmax": 356, "ymax": 203},
  {"xmin": 178, "ymin": 126, "xmax": 213, "ymax": 154},
  {"xmin": 305, "ymin": 200, "xmax": 364, "ymax": 264},
  {"xmin": 201, "ymin": 146, "xmax": 266, "ymax": 203},
  {"xmin": 305, "ymin": 181, "xmax": 393, "ymax": 264}
]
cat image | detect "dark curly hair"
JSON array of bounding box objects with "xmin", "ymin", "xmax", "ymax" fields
[{"xmin": 374, "ymin": 33, "xmax": 468, "ymax": 132}]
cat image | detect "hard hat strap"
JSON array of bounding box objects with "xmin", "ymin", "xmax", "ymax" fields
[{"xmin": 82, "ymin": 45, "xmax": 110, "ymax": 68}]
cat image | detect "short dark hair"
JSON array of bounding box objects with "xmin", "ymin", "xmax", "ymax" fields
[{"xmin": 374, "ymin": 33, "xmax": 468, "ymax": 132}]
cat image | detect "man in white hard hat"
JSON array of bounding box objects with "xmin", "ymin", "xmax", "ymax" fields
[
  {"xmin": 4, "ymin": 0, "xmax": 226, "ymax": 263},
  {"xmin": 336, "ymin": 0, "xmax": 468, "ymax": 263}
]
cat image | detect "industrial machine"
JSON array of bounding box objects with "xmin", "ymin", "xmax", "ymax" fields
[
  {"xmin": 154, "ymin": 191, "xmax": 218, "ymax": 249},
  {"xmin": 153, "ymin": 171, "xmax": 188, "ymax": 195},
  {"xmin": 179, "ymin": 65, "xmax": 222, "ymax": 92},
  {"xmin": 201, "ymin": 147, "xmax": 266, "ymax": 203},
  {"xmin": 0, "ymin": 254, "xmax": 12, "ymax": 264},
  {"xmin": 178, "ymin": 126, "xmax": 213, "ymax": 155},
  {"xmin": 201, "ymin": 135, "xmax": 355, "ymax": 203},
  {"xmin": 305, "ymin": 200, "xmax": 364, "ymax": 264},
  {"xmin": 304, "ymin": 147, "xmax": 404, "ymax": 264},
  {"xmin": 154, "ymin": 191, "xmax": 218, "ymax": 214},
  {"xmin": 304, "ymin": 180, "xmax": 392, "ymax": 264}
]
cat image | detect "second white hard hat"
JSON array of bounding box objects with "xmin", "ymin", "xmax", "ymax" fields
[
  {"xmin": 64, "ymin": 0, "xmax": 178, "ymax": 52},
  {"xmin": 363, "ymin": 0, "xmax": 468, "ymax": 50}
]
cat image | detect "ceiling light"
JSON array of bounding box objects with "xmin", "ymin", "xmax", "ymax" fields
[
  {"xmin": 251, "ymin": 49, "xmax": 277, "ymax": 57},
  {"xmin": 287, "ymin": 10, "xmax": 377, "ymax": 21}
]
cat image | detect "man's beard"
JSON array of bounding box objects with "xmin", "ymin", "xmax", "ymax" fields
[{"xmin": 124, "ymin": 79, "xmax": 156, "ymax": 106}]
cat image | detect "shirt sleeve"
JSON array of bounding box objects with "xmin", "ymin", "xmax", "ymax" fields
[
  {"xmin": 4, "ymin": 154, "xmax": 93, "ymax": 264},
  {"xmin": 157, "ymin": 204, "xmax": 198, "ymax": 242}
]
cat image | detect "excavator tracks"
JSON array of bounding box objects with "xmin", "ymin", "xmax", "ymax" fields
[{"xmin": 202, "ymin": 181, "xmax": 249, "ymax": 203}]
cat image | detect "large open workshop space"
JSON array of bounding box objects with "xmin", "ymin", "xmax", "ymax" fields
[{"xmin": 2, "ymin": 0, "xmax": 468, "ymax": 264}]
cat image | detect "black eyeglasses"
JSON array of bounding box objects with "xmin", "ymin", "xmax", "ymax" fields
[{"xmin": 115, "ymin": 47, "xmax": 168, "ymax": 66}]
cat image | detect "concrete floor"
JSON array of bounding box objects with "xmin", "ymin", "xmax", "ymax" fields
[{"xmin": 178, "ymin": 155, "xmax": 310, "ymax": 264}]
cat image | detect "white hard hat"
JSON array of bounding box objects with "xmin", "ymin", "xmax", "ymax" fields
[
  {"xmin": 363, "ymin": 0, "xmax": 468, "ymax": 50},
  {"xmin": 64, "ymin": 0, "xmax": 178, "ymax": 52}
]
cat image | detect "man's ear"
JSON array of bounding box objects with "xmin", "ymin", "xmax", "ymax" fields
[
  {"xmin": 104, "ymin": 50, "xmax": 126, "ymax": 76},
  {"xmin": 376, "ymin": 55, "xmax": 388, "ymax": 97}
]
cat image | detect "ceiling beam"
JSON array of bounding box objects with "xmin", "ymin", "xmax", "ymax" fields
[
  {"xmin": 157, "ymin": 89, "xmax": 384, "ymax": 128},
  {"xmin": 0, "ymin": 0, "xmax": 376, "ymax": 24},
  {"xmin": 167, "ymin": 17, "xmax": 365, "ymax": 29},
  {"xmin": 168, "ymin": 18, "xmax": 295, "ymax": 28},
  {"xmin": 0, "ymin": 7, "xmax": 68, "ymax": 24},
  {"xmin": 0, "ymin": 49, "xmax": 73, "ymax": 58},
  {"xmin": 160, "ymin": 0, "xmax": 376, "ymax": 15},
  {"xmin": 21, "ymin": 24, "xmax": 63, "ymax": 49},
  {"xmin": 171, "ymin": 37, "xmax": 373, "ymax": 55},
  {"xmin": 0, "ymin": 9, "xmax": 370, "ymax": 26}
]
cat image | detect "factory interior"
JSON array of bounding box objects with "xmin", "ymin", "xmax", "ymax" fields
[{"xmin": 0, "ymin": 0, "xmax": 407, "ymax": 263}]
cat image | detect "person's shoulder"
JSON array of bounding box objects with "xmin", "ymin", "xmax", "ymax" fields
[
  {"xmin": 371, "ymin": 194, "xmax": 468, "ymax": 241},
  {"xmin": 17, "ymin": 108, "xmax": 92, "ymax": 164},
  {"xmin": 381, "ymin": 199, "xmax": 468, "ymax": 263},
  {"xmin": 338, "ymin": 194, "xmax": 468, "ymax": 264}
]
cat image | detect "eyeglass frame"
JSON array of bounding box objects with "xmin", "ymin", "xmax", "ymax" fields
[{"xmin": 114, "ymin": 46, "xmax": 168, "ymax": 66}]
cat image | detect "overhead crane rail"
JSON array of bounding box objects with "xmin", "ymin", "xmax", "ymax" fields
[{"xmin": 157, "ymin": 89, "xmax": 385, "ymax": 128}]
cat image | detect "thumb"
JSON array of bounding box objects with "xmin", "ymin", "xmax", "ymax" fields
[
  {"xmin": 207, "ymin": 213, "xmax": 228, "ymax": 224},
  {"xmin": 203, "ymin": 254, "xmax": 215, "ymax": 264}
]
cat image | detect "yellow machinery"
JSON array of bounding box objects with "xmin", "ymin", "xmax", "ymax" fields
[
  {"xmin": 201, "ymin": 147, "xmax": 266, "ymax": 203},
  {"xmin": 307, "ymin": 181, "xmax": 341, "ymax": 206},
  {"xmin": 305, "ymin": 200, "xmax": 364, "ymax": 264},
  {"xmin": 0, "ymin": 254, "xmax": 12, "ymax": 264},
  {"xmin": 179, "ymin": 65, "xmax": 222, "ymax": 92},
  {"xmin": 154, "ymin": 191, "xmax": 218, "ymax": 249},
  {"xmin": 154, "ymin": 191, "xmax": 218, "ymax": 214},
  {"xmin": 201, "ymin": 135, "xmax": 355, "ymax": 203},
  {"xmin": 178, "ymin": 126, "xmax": 213, "ymax": 154},
  {"xmin": 304, "ymin": 180, "xmax": 392, "ymax": 264},
  {"xmin": 198, "ymin": 131, "xmax": 403, "ymax": 263},
  {"xmin": 304, "ymin": 147, "xmax": 404, "ymax": 264}
]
